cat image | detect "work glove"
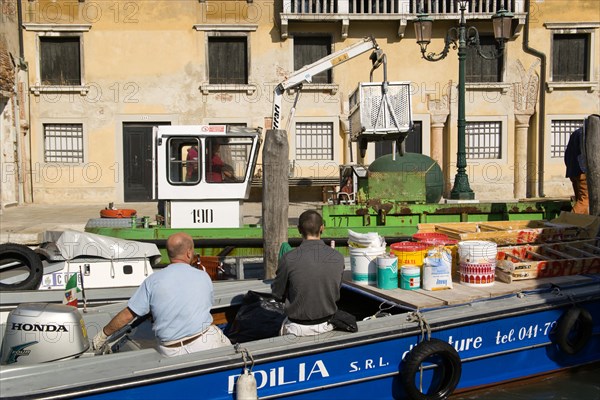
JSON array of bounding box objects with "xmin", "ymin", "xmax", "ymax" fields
[{"xmin": 92, "ymin": 329, "xmax": 108, "ymax": 351}]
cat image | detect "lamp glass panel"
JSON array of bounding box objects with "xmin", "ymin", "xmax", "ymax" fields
[{"xmin": 415, "ymin": 19, "xmax": 433, "ymax": 44}]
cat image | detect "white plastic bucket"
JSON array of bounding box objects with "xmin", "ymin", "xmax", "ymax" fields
[
  {"xmin": 350, "ymin": 246, "xmax": 386, "ymax": 285},
  {"xmin": 458, "ymin": 240, "xmax": 498, "ymax": 287}
]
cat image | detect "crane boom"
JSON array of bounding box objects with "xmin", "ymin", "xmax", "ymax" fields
[{"xmin": 271, "ymin": 37, "xmax": 380, "ymax": 130}]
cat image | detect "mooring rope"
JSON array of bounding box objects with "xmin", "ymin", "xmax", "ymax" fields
[
  {"xmin": 407, "ymin": 310, "xmax": 431, "ymax": 343},
  {"xmin": 406, "ymin": 310, "xmax": 432, "ymax": 393},
  {"xmin": 234, "ymin": 343, "xmax": 255, "ymax": 373}
]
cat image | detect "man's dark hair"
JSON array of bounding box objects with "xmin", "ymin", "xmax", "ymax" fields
[{"xmin": 298, "ymin": 210, "xmax": 323, "ymax": 238}]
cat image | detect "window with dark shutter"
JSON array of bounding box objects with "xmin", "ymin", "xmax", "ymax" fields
[
  {"xmin": 552, "ymin": 34, "xmax": 589, "ymax": 82},
  {"xmin": 40, "ymin": 37, "xmax": 81, "ymax": 85},
  {"xmin": 466, "ymin": 35, "xmax": 502, "ymax": 83},
  {"xmin": 294, "ymin": 36, "xmax": 332, "ymax": 84},
  {"xmin": 208, "ymin": 37, "xmax": 248, "ymax": 85}
]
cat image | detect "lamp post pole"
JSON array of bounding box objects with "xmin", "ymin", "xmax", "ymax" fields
[
  {"xmin": 414, "ymin": 2, "xmax": 513, "ymax": 201},
  {"xmin": 451, "ymin": 4, "xmax": 475, "ymax": 200}
]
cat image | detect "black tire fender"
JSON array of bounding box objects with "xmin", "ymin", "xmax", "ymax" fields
[
  {"xmin": 400, "ymin": 338, "xmax": 462, "ymax": 400},
  {"xmin": 554, "ymin": 306, "xmax": 593, "ymax": 355},
  {"xmin": 0, "ymin": 243, "xmax": 44, "ymax": 291}
]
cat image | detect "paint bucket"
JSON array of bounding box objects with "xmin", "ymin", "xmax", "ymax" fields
[
  {"xmin": 390, "ymin": 242, "xmax": 428, "ymax": 267},
  {"xmin": 400, "ymin": 265, "xmax": 421, "ymax": 290},
  {"xmin": 458, "ymin": 240, "xmax": 498, "ymax": 287},
  {"xmin": 350, "ymin": 246, "xmax": 386, "ymax": 285},
  {"xmin": 376, "ymin": 255, "xmax": 398, "ymax": 290},
  {"xmin": 412, "ymin": 232, "xmax": 449, "ymax": 243},
  {"xmin": 416, "ymin": 236, "xmax": 459, "ymax": 277}
]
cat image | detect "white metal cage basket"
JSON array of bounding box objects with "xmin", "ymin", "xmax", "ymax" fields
[{"xmin": 348, "ymin": 81, "xmax": 413, "ymax": 141}]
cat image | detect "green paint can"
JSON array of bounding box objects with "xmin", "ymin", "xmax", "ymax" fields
[{"xmin": 376, "ymin": 255, "xmax": 398, "ymax": 290}]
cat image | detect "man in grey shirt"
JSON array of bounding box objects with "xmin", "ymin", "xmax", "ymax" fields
[{"xmin": 271, "ymin": 210, "xmax": 345, "ymax": 336}]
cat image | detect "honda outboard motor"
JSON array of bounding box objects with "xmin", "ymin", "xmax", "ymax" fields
[{"xmin": 1, "ymin": 303, "xmax": 89, "ymax": 365}]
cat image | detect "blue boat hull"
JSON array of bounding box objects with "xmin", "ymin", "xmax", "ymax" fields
[{"xmin": 77, "ymin": 293, "xmax": 600, "ymax": 399}]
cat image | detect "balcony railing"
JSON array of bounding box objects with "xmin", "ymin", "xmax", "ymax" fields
[
  {"xmin": 283, "ymin": 0, "xmax": 523, "ymax": 14},
  {"xmin": 280, "ymin": 0, "xmax": 525, "ymax": 38}
]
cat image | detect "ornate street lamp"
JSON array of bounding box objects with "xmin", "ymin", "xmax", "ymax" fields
[{"xmin": 414, "ymin": 1, "xmax": 513, "ymax": 200}]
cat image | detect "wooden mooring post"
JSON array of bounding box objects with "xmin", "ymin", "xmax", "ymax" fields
[
  {"xmin": 262, "ymin": 129, "xmax": 289, "ymax": 279},
  {"xmin": 585, "ymin": 114, "xmax": 600, "ymax": 216}
]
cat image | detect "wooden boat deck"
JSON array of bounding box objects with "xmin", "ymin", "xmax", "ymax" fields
[{"xmin": 342, "ymin": 270, "xmax": 595, "ymax": 310}]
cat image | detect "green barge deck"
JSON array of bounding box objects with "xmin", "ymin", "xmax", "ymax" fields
[{"xmin": 85, "ymin": 199, "xmax": 570, "ymax": 258}]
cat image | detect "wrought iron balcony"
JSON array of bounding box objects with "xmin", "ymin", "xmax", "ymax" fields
[{"xmin": 280, "ymin": 0, "xmax": 525, "ymax": 38}]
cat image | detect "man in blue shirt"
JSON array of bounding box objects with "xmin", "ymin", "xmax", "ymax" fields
[{"xmin": 92, "ymin": 233, "xmax": 230, "ymax": 356}]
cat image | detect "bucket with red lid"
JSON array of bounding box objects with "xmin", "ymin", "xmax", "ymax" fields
[
  {"xmin": 412, "ymin": 232, "xmax": 449, "ymax": 244},
  {"xmin": 413, "ymin": 233, "xmax": 459, "ymax": 276},
  {"xmin": 390, "ymin": 241, "xmax": 428, "ymax": 267}
]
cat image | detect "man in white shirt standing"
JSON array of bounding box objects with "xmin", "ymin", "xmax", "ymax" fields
[{"xmin": 92, "ymin": 232, "xmax": 230, "ymax": 357}]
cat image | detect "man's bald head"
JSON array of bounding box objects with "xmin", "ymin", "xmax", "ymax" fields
[{"xmin": 166, "ymin": 233, "xmax": 195, "ymax": 262}]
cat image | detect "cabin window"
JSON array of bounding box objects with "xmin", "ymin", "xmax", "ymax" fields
[
  {"xmin": 293, "ymin": 36, "xmax": 332, "ymax": 84},
  {"xmin": 40, "ymin": 36, "xmax": 81, "ymax": 85},
  {"xmin": 43, "ymin": 123, "xmax": 84, "ymax": 163},
  {"xmin": 552, "ymin": 34, "xmax": 590, "ymax": 82},
  {"xmin": 466, "ymin": 121, "xmax": 501, "ymax": 159},
  {"xmin": 205, "ymin": 137, "xmax": 251, "ymax": 183},
  {"xmin": 208, "ymin": 37, "xmax": 248, "ymax": 85},
  {"xmin": 295, "ymin": 122, "xmax": 333, "ymax": 160},
  {"xmin": 466, "ymin": 35, "xmax": 503, "ymax": 83},
  {"xmin": 550, "ymin": 119, "xmax": 585, "ymax": 158},
  {"xmin": 167, "ymin": 138, "xmax": 201, "ymax": 184}
]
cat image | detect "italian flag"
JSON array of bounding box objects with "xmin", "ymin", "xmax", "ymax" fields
[{"xmin": 63, "ymin": 273, "xmax": 80, "ymax": 307}]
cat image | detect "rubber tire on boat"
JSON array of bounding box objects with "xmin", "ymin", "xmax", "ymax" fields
[
  {"xmin": 0, "ymin": 243, "xmax": 44, "ymax": 291},
  {"xmin": 400, "ymin": 338, "xmax": 462, "ymax": 400},
  {"xmin": 554, "ymin": 306, "xmax": 593, "ymax": 355}
]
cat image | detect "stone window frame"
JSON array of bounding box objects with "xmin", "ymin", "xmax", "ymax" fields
[
  {"xmin": 464, "ymin": 115, "xmax": 508, "ymax": 165},
  {"xmin": 195, "ymin": 24, "xmax": 257, "ymax": 95},
  {"xmin": 25, "ymin": 24, "xmax": 91, "ymax": 96},
  {"xmin": 545, "ymin": 22, "xmax": 599, "ymax": 93}
]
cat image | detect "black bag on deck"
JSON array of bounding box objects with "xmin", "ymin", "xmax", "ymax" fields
[
  {"xmin": 225, "ymin": 291, "xmax": 286, "ymax": 343},
  {"xmin": 329, "ymin": 309, "xmax": 358, "ymax": 333}
]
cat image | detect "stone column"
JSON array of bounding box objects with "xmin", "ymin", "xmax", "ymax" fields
[
  {"xmin": 430, "ymin": 114, "xmax": 447, "ymax": 167},
  {"xmin": 514, "ymin": 113, "xmax": 531, "ymax": 199},
  {"xmin": 427, "ymin": 89, "xmax": 450, "ymax": 195},
  {"xmin": 512, "ymin": 60, "xmax": 539, "ymax": 199}
]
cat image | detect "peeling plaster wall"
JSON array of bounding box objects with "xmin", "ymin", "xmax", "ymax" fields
[{"xmin": 1, "ymin": 0, "xmax": 21, "ymax": 209}]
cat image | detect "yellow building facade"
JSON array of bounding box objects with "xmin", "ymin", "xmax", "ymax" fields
[{"xmin": 3, "ymin": 0, "xmax": 599, "ymax": 205}]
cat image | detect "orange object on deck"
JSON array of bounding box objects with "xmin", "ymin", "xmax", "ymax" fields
[
  {"xmin": 100, "ymin": 208, "xmax": 137, "ymax": 218},
  {"xmin": 198, "ymin": 256, "xmax": 225, "ymax": 280}
]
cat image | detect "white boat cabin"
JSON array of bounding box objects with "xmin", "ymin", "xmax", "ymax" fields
[{"xmin": 153, "ymin": 125, "xmax": 261, "ymax": 229}]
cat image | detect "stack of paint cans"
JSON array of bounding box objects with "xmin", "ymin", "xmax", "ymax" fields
[
  {"xmin": 458, "ymin": 240, "xmax": 498, "ymax": 287},
  {"xmin": 390, "ymin": 241, "xmax": 428, "ymax": 290},
  {"xmin": 348, "ymin": 230, "xmax": 386, "ymax": 286},
  {"xmin": 413, "ymin": 232, "xmax": 459, "ymax": 278}
]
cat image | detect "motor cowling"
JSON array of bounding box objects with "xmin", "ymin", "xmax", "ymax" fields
[{"xmin": 1, "ymin": 303, "xmax": 89, "ymax": 365}]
